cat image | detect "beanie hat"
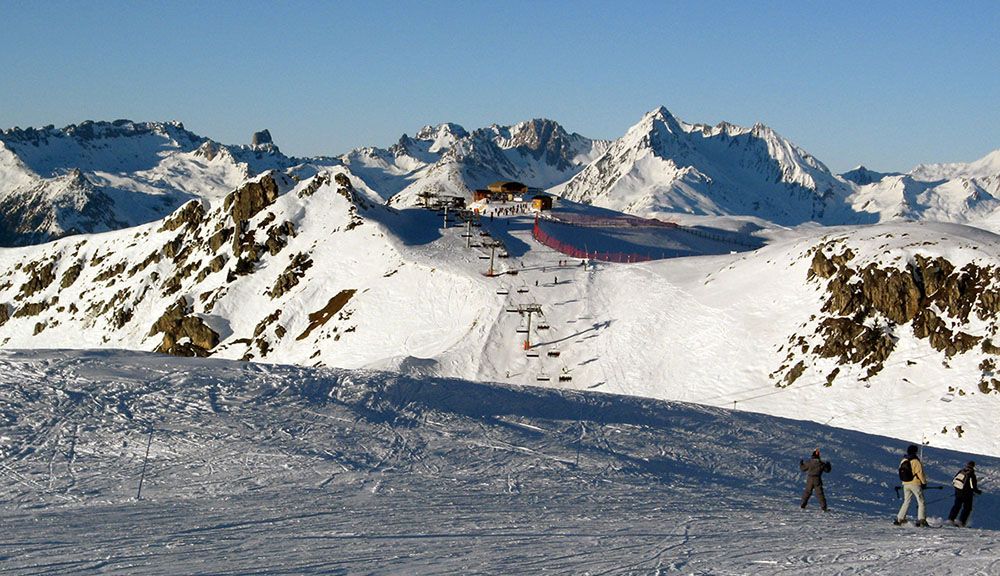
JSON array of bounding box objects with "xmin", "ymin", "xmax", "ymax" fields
[
  {"xmin": 907, "ymin": 444, "xmax": 919, "ymax": 457},
  {"xmin": 967, "ymin": 460, "xmax": 976, "ymax": 468},
  {"xmin": 812, "ymin": 448, "xmax": 821, "ymax": 458}
]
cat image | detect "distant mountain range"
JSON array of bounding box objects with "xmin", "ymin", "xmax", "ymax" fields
[{"xmin": 1, "ymin": 110, "xmax": 998, "ymax": 246}]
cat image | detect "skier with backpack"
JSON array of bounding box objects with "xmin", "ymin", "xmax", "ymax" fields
[
  {"xmin": 947, "ymin": 461, "xmax": 982, "ymax": 527},
  {"xmin": 894, "ymin": 444, "xmax": 929, "ymax": 527},
  {"xmin": 799, "ymin": 448, "xmax": 832, "ymax": 511}
]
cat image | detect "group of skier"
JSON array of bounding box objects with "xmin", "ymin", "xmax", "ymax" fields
[{"xmin": 798, "ymin": 444, "xmax": 984, "ymax": 527}]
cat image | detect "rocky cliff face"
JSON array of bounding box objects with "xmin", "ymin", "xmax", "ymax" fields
[{"xmin": 773, "ymin": 232, "xmax": 1000, "ymax": 395}]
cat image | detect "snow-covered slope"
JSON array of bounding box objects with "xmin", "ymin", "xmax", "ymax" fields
[
  {"xmin": 0, "ymin": 121, "xmax": 307, "ymax": 245},
  {"xmin": 557, "ymin": 107, "xmax": 859, "ymax": 226},
  {"xmin": 1, "ymin": 350, "xmax": 997, "ymax": 573}
]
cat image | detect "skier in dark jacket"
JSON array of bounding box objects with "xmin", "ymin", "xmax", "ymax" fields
[
  {"xmin": 799, "ymin": 448, "xmax": 832, "ymax": 511},
  {"xmin": 948, "ymin": 461, "xmax": 982, "ymax": 527}
]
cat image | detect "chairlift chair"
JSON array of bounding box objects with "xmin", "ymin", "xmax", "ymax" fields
[
  {"xmin": 536, "ymin": 373, "xmax": 551, "ymax": 382},
  {"xmin": 547, "ymin": 350, "xmax": 561, "ymax": 357}
]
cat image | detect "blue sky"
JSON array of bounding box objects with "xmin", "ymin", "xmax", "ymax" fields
[{"xmin": 1, "ymin": 1, "xmax": 997, "ymax": 173}]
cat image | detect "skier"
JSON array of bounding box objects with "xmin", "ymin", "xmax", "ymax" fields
[
  {"xmin": 947, "ymin": 461, "xmax": 982, "ymax": 527},
  {"xmin": 799, "ymin": 448, "xmax": 832, "ymax": 511},
  {"xmin": 894, "ymin": 444, "xmax": 929, "ymax": 526}
]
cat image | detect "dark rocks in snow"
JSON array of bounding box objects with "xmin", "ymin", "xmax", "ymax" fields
[
  {"xmin": 269, "ymin": 253, "xmax": 313, "ymax": 299},
  {"xmin": 224, "ymin": 175, "xmax": 280, "ymax": 224},
  {"xmin": 13, "ymin": 298, "xmax": 52, "ymax": 318},
  {"xmin": 196, "ymin": 255, "xmax": 228, "ymax": 283},
  {"xmin": 779, "ymin": 239, "xmax": 1000, "ymax": 385},
  {"xmin": 208, "ymin": 227, "xmax": 234, "ymax": 253},
  {"xmin": 160, "ymin": 200, "xmax": 206, "ymax": 233},
  {"xmin": 298, "ymin": 173, "xmax": 330, "ymax": 198},
  {"xmin": 128, "ymin": 252, "xmax": 161, "ymax": 277},
  {"xmin": 0, "ymin": 303, "xmax": 9, "ymax": 327},
  {"xmin": 60, "ymin": 262, "xmax": 84, "ymax": 288},
  {"xmin": 16, "ymin": 260, "xmax": 56, "ymax": 300},
  {"xmin": 94, "ymin": 261, "xmax": 127, "ymax": 283},
  {"xmin": 149, "ymin": 298, "xmax": 220, "ymax": 357},
  {"xmin": 251, "ymin": 129, "xmax": 273, "ymax": 147},
  {"xmin": 265, "ymin": 221, "xmax": 296, "ymax": 256}
]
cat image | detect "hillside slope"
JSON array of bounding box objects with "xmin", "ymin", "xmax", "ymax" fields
[{"xmin": 2, "ymin": 170, "xmax": 1000, "ymax": 456}]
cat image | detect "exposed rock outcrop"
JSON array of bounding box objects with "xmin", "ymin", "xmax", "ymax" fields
[
  {"xmin": 224, "ymin": 175, "xmax": 280, "ymax": 224},
  {"xmin": 269, "ymin": 253, "xmax": 313, "ymax": 299},
  {"xmin": 777, "ymin": 238, "xmax": 1000, "ymax": 387},
  {"xmin": 160, "ymin": 200, "xmax": 206, "ymax": 232},
  {"xmin": 17, "ymin": 260, "xmax": 56, "ymax": 300},
  {"xmin": 149, "ymin": 298, "xmax": 220, "ymax": 357}
]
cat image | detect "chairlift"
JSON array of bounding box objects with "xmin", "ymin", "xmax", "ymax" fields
[
  {"xmin": 505, "ymin": 306, "xmax": 520, "ymax": 312},
  {"xmin": 536, "ymin": 373, "xmax": 551, "ymax": 382},
  {"xmin": 478, "ymin": 255, "xmax": 490, "ymax": 259},
  {"xmin": 496, "ymin": 288, "xmax": 510, "ymax": 295},
  {"xmin": 547, "ymin": 350, "xmax": 561, "ymax": 358},
  {"xmin": 515, "ymin": 326, "xmax": 529, "ymax": 334},
  {"xmin": 516, "ymin": 286, "xmax": 529, "ymax": 294},
  {"xmin": 537, "ymin": 323, "xmax": 550, "ymax": 330},
  {"xmin": 479, "ymin": 231, "xmax": 490, "ymax": 237},
  {"xmin": 499, "ymin": 251, "xmax": 509, "ymax": 259},
  {"xmin": 558, "ymin": 374, "xmax": 572, "ymax": 382},
  {"xmin": 526, "ymin": 351, "xmax": 540, "ymax": 358}
]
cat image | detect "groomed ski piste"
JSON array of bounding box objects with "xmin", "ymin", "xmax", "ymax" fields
[{"xmin": 0, "ymin": 350, "xmax": 997, "ymax": 574}]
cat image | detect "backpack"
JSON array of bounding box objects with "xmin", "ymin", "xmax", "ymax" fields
[
  {"xmin": 899, "ymin": 458, "xmax": 915, "ymax": 482},
  {"xmin": 953, "ymin": 469, "xmax": 969, "ymax": 490}
]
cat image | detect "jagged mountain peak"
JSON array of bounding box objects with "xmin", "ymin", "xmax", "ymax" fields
[
  {"xmin": 250, "ymin": 128, "xmax": 274, "ymax": 148},
  {"xmin": 840, "ymin": 165, "xmax": 902, "ymax": 186}
]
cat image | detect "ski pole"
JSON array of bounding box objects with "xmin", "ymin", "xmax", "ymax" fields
[{"xmin": 136, "ymin": 427, "xmax": 154, "ymax": 500}]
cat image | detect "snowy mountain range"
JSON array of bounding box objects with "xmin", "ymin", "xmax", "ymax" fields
[
  {"xmin": 3, "ymin": 111, "xmax": 999, "ymax": 248},
  {"xmin": 0, "ymin": 120, "xmax": 309, "ymax": 246},
  {"xmin": 845, "ymin": 149, "xmax": 1000, "ymax": 225}
]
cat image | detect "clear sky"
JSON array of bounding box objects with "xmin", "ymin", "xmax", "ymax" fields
[{"xmin": 1, "ymin": 0, "xmax": 997, "ymax": 173}]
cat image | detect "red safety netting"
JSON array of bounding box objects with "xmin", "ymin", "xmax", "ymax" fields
[
  {"xmin": 542, "ymin": 212, "xmax": 678, "ymax": 229},
  {"xmin": 532, "ymin": 218, "xmax": 654, "ymax": 263}
]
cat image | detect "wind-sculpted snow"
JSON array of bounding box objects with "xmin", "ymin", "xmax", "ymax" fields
[{"xmin": 0, "ymin": 350, "xmax": 998, "ymax": 574}]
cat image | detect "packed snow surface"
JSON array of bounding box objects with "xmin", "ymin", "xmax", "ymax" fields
[{"xmin": 0, "ymin": 350, "xmax": 998, "ymax": 574}]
